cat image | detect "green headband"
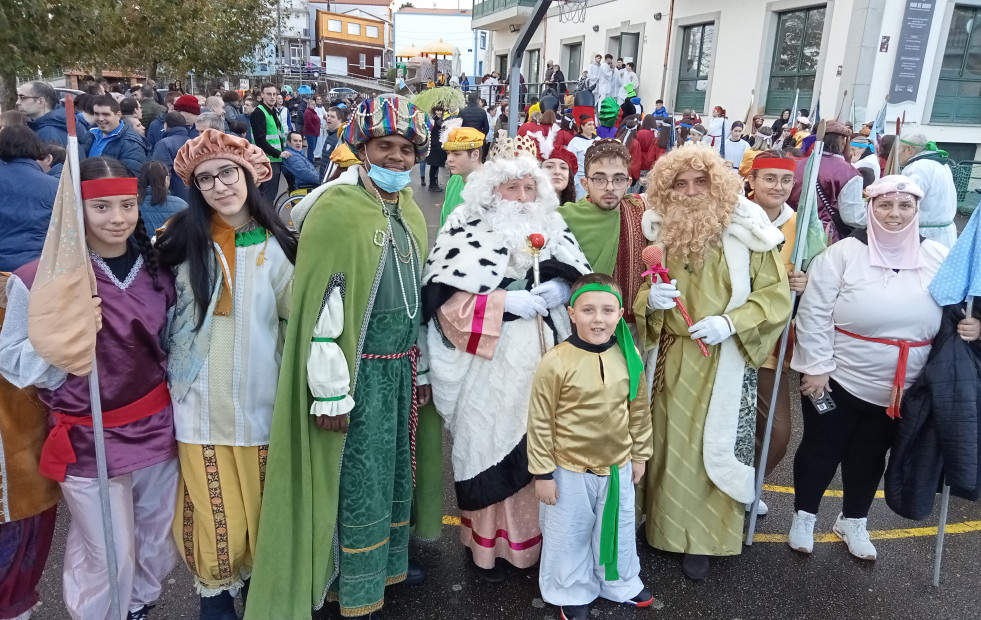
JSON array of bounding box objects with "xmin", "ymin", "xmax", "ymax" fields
[
  {"xmin": 569, "ymin": 283, "xmax": 643, "ymax": 401},
  {"xmin": 900, "ymin": 138, "xmax": 948, "ymax": 159}
]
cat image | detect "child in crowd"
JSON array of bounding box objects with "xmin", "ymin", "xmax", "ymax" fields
[
  {"xmin": 527, "ymin": 272, "xmax": 654, "ymax": 620},
  {"xmin": 155, "ymin": 130, "xmax": 296, "ymax": 620},
  {"xmin": 0, "ymin": 156, "xmax": 180, "ymax": 620}
]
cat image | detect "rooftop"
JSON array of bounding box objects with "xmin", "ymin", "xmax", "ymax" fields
[
  {"xmin": 396, "ymin": 7, "xmax": 472, "ymax": 14},
  {"xmin": 309, "ymin": 0, "xmax": 393, "ymax": 6}
]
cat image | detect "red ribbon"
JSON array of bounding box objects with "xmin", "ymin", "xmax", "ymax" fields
[
  {"xmin": 80, "ymin": 177, "xmax": 138, "ymax": 200},
  {"xmin": 834, "ymin": 327, "xmax": 932, "ymax": 419},
  {"xmin": 465, "ymin": 295, "xmax": 488, "ymax": 355},
  {"xmin": 645, "ymin": 263, "xmax": 710, "ymax": 357},
  {"xmin": 39, "ymin": 382, "xmax": 171, "ymax": 481}
]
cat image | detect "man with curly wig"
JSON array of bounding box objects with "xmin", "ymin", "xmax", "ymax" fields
[{"xmin": 635, "ymin": 144, "xmax": 792, "ymax": 580}]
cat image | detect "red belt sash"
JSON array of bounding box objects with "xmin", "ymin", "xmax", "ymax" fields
[
  {"xmin": 39, "ymin": 381, "xmax": 171, "ymax": 481},
  {"xmin": 834, "ymin": 327, "xmax": 932, "ymax": 419}
]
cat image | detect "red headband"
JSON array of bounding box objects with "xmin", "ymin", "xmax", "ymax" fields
[
  {"xmin": 80, "ymin": 178, "xmax": 138, "ymax": 200},
  {"xmin": 751, "ymin": 157, "xmax": 797, "ymax": 173}
]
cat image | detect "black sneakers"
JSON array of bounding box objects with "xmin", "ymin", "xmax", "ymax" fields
[
  {"xmin": 628, "ymin": 587, "xmax": 655, "ymax": 607},
  {"xmin": 127, "ymin": 605, "xmax": 153, "ymax": 620},
  {"xmin": 560, "ymin": 604, "xmax": 588, "ymax": 620}
]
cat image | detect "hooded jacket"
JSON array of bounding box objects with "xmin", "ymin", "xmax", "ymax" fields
[
  {"xmin": 151, "ymin": 125, "xmax": 191, "ymax": 200},
  {"xmin": 28, "ymin": 107, "xmax": 94, "ymax": 152},
  {"xmin": 88, "ymin": 122, "xmax": 149, "ymax": 175},
  {"xmin": 0, "ymin": 159, "xmax": 59, "ymax": 271}
]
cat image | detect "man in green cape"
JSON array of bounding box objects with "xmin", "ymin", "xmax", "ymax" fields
[
  {"xmin": 558, "ymin": 138, "xmax": 648, "ymax": 330},
  {"xmin": 246, "ymin": 96, "xmax": 433, "ymax": 619}
]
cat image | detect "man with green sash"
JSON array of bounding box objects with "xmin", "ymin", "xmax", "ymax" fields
[
  {"xmin": 246, "ymin": 96, "xmax": 432, "ymax": 619},
  {"xmin": 558, "ymin": 139, "xmax": 648, "ymax": 331},
  {"xmin": 250, "ymin": 82, "xmax": 292, "ymax": 204},
  {"xmin": 440, "ymin": 126, "xmax": 484, "ymax": 227}
]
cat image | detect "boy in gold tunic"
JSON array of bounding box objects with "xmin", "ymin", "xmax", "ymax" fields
[{"xmin": 527, "ymin": 273, "xmax": 654, "ymax": 620}]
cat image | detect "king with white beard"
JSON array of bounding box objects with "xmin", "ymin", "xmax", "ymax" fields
[{"xmin": 422, "ymin": 143, "xmax": 591, "ymax": 582}]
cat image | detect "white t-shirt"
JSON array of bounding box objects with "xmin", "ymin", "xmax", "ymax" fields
[{"xmin": 722, "ymin": 138, "xmax": 749, "ymax": 171}]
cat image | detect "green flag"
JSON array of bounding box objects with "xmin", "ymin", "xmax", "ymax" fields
[{"xmin": 791, "ymin": 145, "xmax": 829, "ymax": 270}]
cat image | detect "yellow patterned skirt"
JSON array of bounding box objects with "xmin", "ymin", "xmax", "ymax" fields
[{"xmin": 172, "ymin": 442, "xmax": 267, "ymax": 595}]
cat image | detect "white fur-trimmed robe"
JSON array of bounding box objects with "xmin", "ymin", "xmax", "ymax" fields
[
  {"xmin": 641, "ymin": 195, "xmax": 786, "ymax": 504},
  {"xmin": 423, "ymin": 207, "xmax": 590, "ymax": 494}
]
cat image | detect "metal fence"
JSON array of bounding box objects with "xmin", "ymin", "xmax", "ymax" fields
[{"xmin": 951, "ymin": 160, "xmax": 981, "ymax": 216}]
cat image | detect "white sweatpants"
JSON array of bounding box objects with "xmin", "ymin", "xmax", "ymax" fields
[
  {"xmin": 60, "ymin": 458, "xmax": 180, "ymax": 620},
  {"xmin": 539, "ymin": 463, "xmax": 644, "ymax": 607}
]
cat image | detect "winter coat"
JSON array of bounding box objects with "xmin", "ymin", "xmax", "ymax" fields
[
  {"xmin": 629, "ymin": 128, "xmax": 656, "ymax": 181},
  {"xmin": 27, "ymin": 108, "xmax": 93, "ymax": 152},
  {"xmin": 282, "ymin": 146, "xmax": 321, "ymax": 188},
  {"xmin": 88, "ymin": 123, "xmax": 149, "ymax": 175},
  {"xmin": 302, "ymin": 107, "xmax": 321, "ymax": 136},
  {"xmin": 0, "ymin": 159, "xmax": 59, "ymax": 272},
  {"xmin": 460, "ymin": 103, "xmax": 490, "ymax": 136},
  {"xmin": 427, "ymin": 118, "xmax": 447, "ymax": 167},
  {"xmin": 151, "ymin": 125, "xmax": 191, "ymax": 200},
  {"xmin": 884, "ymin": 304, "xmax": 981, "ymax": 520},
  {"xmin": 140, "ymin": 194, "xmax": 187, "ymax": 234}
]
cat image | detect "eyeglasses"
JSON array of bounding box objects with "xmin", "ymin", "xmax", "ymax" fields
[
  {"xmin": 16, "ymin": 94, "xmax": 41, "ymax": 101},
  {"xmin": 756, "ymin": 175, "xmax": 795, "ymax": 188},
  {"xmin": 587, "ymin": 175, "xmax": 630, "ymax": 189},
  {"xmin": 193, "ymin": 166, "xmax": 240, "ymax": 191}
]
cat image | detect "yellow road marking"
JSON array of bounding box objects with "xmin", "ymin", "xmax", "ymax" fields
[{"xmin": 762, "ymin": 484, "xmax": 885, "ymax": 499}]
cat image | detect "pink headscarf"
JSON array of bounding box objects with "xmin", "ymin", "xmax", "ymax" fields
[{"xmin": 865, "ymin": 175, "xmax": 925, "ymax": 270}]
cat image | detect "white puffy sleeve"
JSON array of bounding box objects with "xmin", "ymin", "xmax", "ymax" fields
[
  {"xmin": 0, "ymin": 275, "xmax": 68, "ymax": 390},
  {"xmin": 838, "ymin": 175, "xmax": 867, "ymax": 229},
  {"xmin": 307, "ymin": 281, "xmax": 355, "ymax": 417}
]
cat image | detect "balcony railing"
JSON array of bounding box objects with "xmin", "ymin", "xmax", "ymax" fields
[{"xmin": 473, "ymin": 0, "xmax": 537, "ymax": 20}]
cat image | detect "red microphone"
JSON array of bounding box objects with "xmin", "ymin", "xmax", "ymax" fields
[{"xmin": 642, "ymin": 246, "xmax": 710, "ymax": 357}]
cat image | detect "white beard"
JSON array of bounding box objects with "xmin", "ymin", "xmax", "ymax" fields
[{"xmin": 483, "ymin": 198, "xmax": 566, "ymax": 278}]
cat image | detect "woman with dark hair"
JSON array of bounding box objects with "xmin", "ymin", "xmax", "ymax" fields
[
  {"xmin": 155, "ymin": 129, "xmax": 295, "ymax": 620},
  {"xmin": 0, "ymin": 155, "xmax": 180, "ymax": 620},
  {"xmin": 568, "ymin": 114, "xmax": 596, "ymax": 199},
  {"xmin": 0, "ymin": 125, "xmax": 59, "ymax": 271},
  {"xmin": 540, "ymin": 144, "xmax": 578, "ymax": 204},
  {"xmin": 771, "ymin": 108, "xmax": 792, "ymax": 134},
  {"xmin": 139, "ymin": 160, "xmax": 188, "ymax": 233}
]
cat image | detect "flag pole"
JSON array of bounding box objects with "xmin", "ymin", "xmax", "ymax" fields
[
  {"xmin": 932, "ymin": 294, "xmax": 972, "ymax": 586},
  {"xmin": 64, "ymin": 96, "xmax": 122, "ymax": 620},
  {"xmin": 747, "ymin": 125, "xmax": 827, "ymax": 544}
]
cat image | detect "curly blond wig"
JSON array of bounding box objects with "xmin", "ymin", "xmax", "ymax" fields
[{"xmin": 645, "ymin": 144, "xmax": 742, "ymax": 266}]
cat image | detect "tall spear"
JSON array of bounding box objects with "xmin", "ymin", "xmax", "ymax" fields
[
  {"xmin": 29, "ymin": 96, "xmax": 122, "ymax": 618},
  {"xmin": 747, "ymin": 121, "xmax": 829, "ymax": 543}
]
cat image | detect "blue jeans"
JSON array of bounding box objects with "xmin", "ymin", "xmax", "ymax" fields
[
  {"xmin": 419, "ymin": 160, "xmax": 427, "ymax": 182},
  {"xmin": 305, "ymin": 135, "xmax": 319, "ymax": 164}
]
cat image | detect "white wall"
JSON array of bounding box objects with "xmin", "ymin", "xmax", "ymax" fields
[{"xmin": 394, "ymin": 12, "xmax": 477, "ymax": 77}]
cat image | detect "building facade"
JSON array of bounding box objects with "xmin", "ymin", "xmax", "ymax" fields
[
  {"xmin": 477, "ymin": 0, "xmax": 981, "ymax": 158},
  {"xmin": 309, "ymin": 0, "xmax": 395, "ymax": 69},
  {"xmin": 316, "ymin": 9, "xmax": 388, "ymax": 78}
]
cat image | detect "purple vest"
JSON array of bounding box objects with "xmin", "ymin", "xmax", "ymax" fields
[
  {"xmin": 789, "ymin": 153, "xmax": 859, "ymax": 243},
  {"xmin": 15, "ymin": 257, "xmax": 177, "ymax": 478}
]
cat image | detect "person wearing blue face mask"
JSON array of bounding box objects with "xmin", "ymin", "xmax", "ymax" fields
[{"xmin": 246, "ymin": 96, "xmax": 439, "ymax": 619}]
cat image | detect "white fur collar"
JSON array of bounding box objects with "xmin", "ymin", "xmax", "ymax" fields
[
  {"xmin": 290, "ymin": 166, "xmax": 361, "ymax": 231},
  {"xmin": 641, "ymin": 195, "xmax": 786, "ymax": 253},
  {"xmin": 772, "ymin": 203, "xmax": 794, "ymax": 229}
]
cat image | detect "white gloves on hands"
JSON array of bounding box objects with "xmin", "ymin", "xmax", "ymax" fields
[
  {"xmin": 647, "ymin": 279, "xmax": 681, "ymax": 310},
  {"xmin": 689, "ymin": 315, "xmax": 734, "ymax": 346},
  {"xmin": 505, "ymin": 290, "xmax": 548, "ymax": 319},
  {"xmin": 530, "ymin": 280, "xmax": 571, "ymax": 309}
]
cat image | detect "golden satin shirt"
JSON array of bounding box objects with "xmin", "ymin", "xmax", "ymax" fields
[{"xmin": 527, "ymin": 338, "xmax": 653, "ymax": 476}]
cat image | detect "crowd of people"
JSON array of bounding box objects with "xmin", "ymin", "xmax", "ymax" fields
[{"xmin": 0, "ymin": 63, "xmax": 978, "ymax": 620}]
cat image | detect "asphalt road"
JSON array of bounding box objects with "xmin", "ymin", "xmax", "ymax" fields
[{"xmin": 29, "ymin": 169, "xmax": 981, "ymax": 619}]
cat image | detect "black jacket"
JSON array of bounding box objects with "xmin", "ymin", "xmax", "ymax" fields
[
  {"xmin": 884, "ymin": 303, "xmax": 981, "ymax": 520},
  {"xmin": 427, "ymin": 117, "xmax": 447, "ymax": 166},
  {"xmin": 459, "ymin": 104, "xmax": 490, "ymax": 137}
]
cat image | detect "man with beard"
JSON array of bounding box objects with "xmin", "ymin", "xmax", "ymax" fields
[
  {"xmin": 636, "ymin": 144, "xmax": 791, "ymax": 580},
  {"xmin": 422, "ymin": 137, "xmax": 590, "ymax": 583},
  {"xmin": 559, "ymin": 139, "xmax": 648, "ymax": 330},
  {"xmin": 247, "ymin": 96, "xmax": 431, "ymax": 619}
]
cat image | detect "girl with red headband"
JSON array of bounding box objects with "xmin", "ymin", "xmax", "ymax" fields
[{"xmin": 0, "ymin": 156, "xmax": 179, "ymax": 620}]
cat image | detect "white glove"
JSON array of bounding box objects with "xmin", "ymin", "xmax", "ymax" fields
[
  {"xmin": 530, "ymin": 280, "xmax": 571, "ymax": 309},
  {"xmin": 505, "ymin": 290, "xmax": 548, "ymax": 319},
  {"xmin": 689, "ymin": 315, "xmax": 734, "ymax": 346},
  {"xmin": 647, "ymin": 279, "xmax": 681, "ymax": 310}
]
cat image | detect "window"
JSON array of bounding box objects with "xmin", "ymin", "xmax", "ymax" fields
[
  {"xmin": 676, "ymin": 22, "xmax": 714, "ymax": 113},
  {"xmin": 765, "ymin": 6, "xmax": 826, "ymax": 115},
  {"xmin": 366, "ymin": 25, "xmax": 379, "ymax": 38},
  {"xmin": 932, "ymin": 6, "xmax": 981, "ymax": 123},
  {"xmin": 480, "ymin": 32, "xmax": 487, "ymax": 49},
  {"xmin": 359, "ymin": 53, "xmax": 367, "ymax": 69},
  {"xmin": 328, "ymin": 19, "xmax": 341, "ymax": 32},
  {"xmin": 290, "ymin": 44, "xmax": 302, "ymax": 61},
  {"xmin": 497, "ymin": 54, "xmax": 509, "ymax": 78},
  {"xmin": 564, "ymin": 42, "xmax": 583, "ymax": 86},
  {"xmin": 348, "ymin": 22, "xmax": 361, "ymax": 35}
]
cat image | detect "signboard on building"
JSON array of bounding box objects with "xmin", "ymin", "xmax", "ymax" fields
[{"xmin": 888, "ymin": 1, "xmax": 937, "ymax": 103}]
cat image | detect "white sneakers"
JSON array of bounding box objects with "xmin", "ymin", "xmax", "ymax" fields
[
  {"xmin": 787, "ymin": 510, "xmax": 878, "ymax": 560},
  {"xmin": 833, "ymin": 512, "xmax": 878, "ymax": 560},
  {"xmin": 745, "ymin": 498, "xmax": 769, "ymax": 516},
  {"xmin": 788, "ymin": 510, "xmax": 817, "ymax": 554}
]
